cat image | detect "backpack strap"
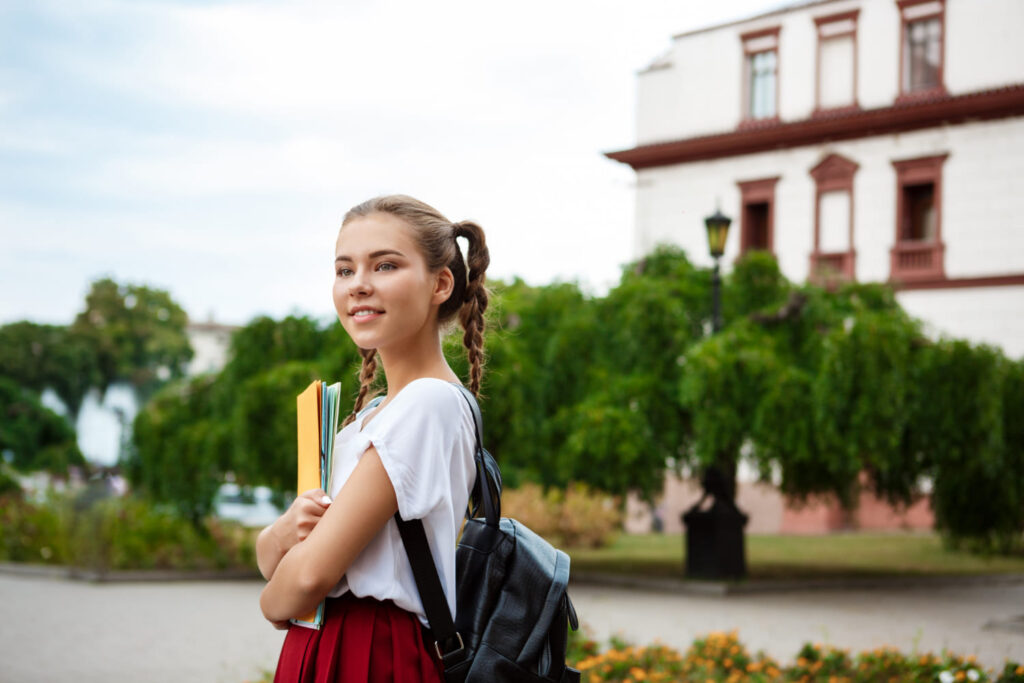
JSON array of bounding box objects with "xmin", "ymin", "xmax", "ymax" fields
[
  {"xmin": 393, "ymin": 382, "xmax": 484, "ymax": 666},
  {"xmin": 394, "ymin": 515, "xmax": 465, "ymax": 665}
]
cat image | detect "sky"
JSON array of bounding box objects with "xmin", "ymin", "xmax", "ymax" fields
[{"xmin": 1, "ymin": 0, "xmax": 786, "ymax": 328}]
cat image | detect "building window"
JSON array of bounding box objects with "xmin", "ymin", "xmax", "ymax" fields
[
  {"xmin": 898, "ymin": 0, "xmax": 945, "ymax": 98},
  {"xmin": 814, "ymin": 11, "xmax": 858, "ymax": 111},
  {"xmin": 737, "ymin": 177, "xmax": 780, "ymax": 254},
  {"xmin": 902, "ymin": 184, "xmax": 936, "ymax": 240},
  {"xmin": 890, "ymin": 154, "xmax": 948, "ymax": 282},
  {"xmin": 809, "ymin": 154, "xmax": 858, "ymax": 282},
  {"xmin": 741, "ymin": 28, "xmax": 780, "ymax": 122}
]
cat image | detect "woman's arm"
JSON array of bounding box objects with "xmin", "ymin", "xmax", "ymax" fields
[
  {"xmin": 259, "ymin": 446, "xmax": 398, "ymax": 624},
  {"xmin": 256, "ymin": 488, "xmax": 332, "ymax": 580}
]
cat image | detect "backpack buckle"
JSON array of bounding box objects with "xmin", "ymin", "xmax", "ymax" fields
[{"xmin": 433, "ymin": 632, "xmax": 465, "ymax": 661}]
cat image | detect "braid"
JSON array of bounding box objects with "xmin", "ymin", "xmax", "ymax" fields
[
  {"xmin": 341, "ymin": 347, "xmax": 379, "ymax": 427},
  {"xmin": 453, "ymin": 221, "xmax": 490, "ymax": 396}
]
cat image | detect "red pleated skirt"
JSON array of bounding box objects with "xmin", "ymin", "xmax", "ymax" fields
[{"xmin": 274, "ymin": 593, "xmax": 445, "ymax": 683}]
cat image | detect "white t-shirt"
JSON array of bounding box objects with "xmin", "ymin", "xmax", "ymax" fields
[{"xmin": 326, "ymin": 378, "xmax": 476, "ymax": 626}]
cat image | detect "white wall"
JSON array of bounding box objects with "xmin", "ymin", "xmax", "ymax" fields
[
  {"xmin": 635, "ymin": 116, "xmax": 1024, "ymax": 281},
  {"xmin": 636, "ymin": 28, "xmax": 743, "ymax": 144},
  {"xmin": 634, "ymin": 0, "xmax": 1024, "ymax": 145},
  {"xmin": 897, "ymin": 286, "xmax": 1024, "ymax": 360},
  {"xmin": 186, "ymin": 325, "xmax": 235, "ymax": 376},
  {"xmin": 73, "ymin": 383, "xmax": 139, "ymax": 467},
  {"xmin": 945, "ymin": 0, "xmax": 1024, "ymax": 94}
]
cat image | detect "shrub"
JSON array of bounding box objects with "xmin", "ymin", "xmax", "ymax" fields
[
  {"xmin": 0, "ymin": 492, "xmax": 254, "ymax": 571},
  {"xmin": 501, "ymin": 482, "xmax": 621, "ymax": 548},
  {"xmin": 0, "ymin": 493, "xmax": 72, "ymax": 564}
]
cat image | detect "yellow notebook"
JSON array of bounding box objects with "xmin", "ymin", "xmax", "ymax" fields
[{"xmin": 290, "ymin": 379, "xmax": 342, "ymax": 630}]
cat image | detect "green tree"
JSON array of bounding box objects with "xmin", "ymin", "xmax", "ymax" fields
[
  {"xmin": 71, "ymin": 278, "xmax": 193, "ymax": 396},
  {"xmin": 0, "ymin": 378, "xmax": 85, "ymax": 474},
  {"xmin": 230, "ymin": 360, "xmax": 323, "ymax": 494},
  {"xmin": 0, "ymin": 322, "xmax": 99, "ymax": 417},
  {"xmin": 911, "ymin": 342, "xmax": 1023, "ymax": 552},
  {"xmin": 128, "ymin": 375, "xmax": 228, "ymax": 523}
]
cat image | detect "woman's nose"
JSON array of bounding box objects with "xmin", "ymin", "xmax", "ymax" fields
[{"xmin": 348, "ymin": 270, "xmax": 372, "ymax": 296}]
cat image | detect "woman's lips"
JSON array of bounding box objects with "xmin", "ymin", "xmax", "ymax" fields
[{"xmin": 351, "ymin": 309, "xmax": 383, "ymax": 323}]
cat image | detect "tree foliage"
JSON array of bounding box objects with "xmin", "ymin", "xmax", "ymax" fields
[
  {"xmin": 126, "ymin": 315, "xmax": 364, "ymax": 516},
  {"xmin": 129, "ymin": 374, "xmax": 228, "ymax": 523},
  {"xmin": 0, "ymin": 378, "xmax": 85, "ymax": 474},
  {"xmin": 70, "ymin": 277, "xmax": 193, "ymax": 396},
  {"xmin": 123, "ymin": 248, "xmax": 1024, "ymax": 551},
  {"xmin": 0, "ymin": 322, "xmax": 99, "ymax": 417}
]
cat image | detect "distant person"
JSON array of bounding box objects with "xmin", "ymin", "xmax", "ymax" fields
[{"xmin": 255, "ymin": 195, "xmax": 489, "ymax": 682}]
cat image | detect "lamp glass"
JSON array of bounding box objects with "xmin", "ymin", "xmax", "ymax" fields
[{"xmin": 704, "ymin": 211, "xmax": 732, "ymax": 258}]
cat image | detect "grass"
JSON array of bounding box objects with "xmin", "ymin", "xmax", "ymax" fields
[{"xmin": 568, "ymin": 531, "xmax": 1024, "ymax": 580}]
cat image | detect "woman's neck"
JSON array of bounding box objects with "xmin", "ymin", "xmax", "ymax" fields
[{"xmin": 377, "ymin": 328, "xmax": 460, "ymax": 398}]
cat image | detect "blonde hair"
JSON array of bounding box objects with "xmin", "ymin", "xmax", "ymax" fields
[{"xmin": 339, "ymin": 194, "xmax": 490, "ymax": 426}]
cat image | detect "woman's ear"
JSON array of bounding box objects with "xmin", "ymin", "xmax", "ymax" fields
[{"xmin": 432, "ymin": 267, "xmax": 455, "ymax": 306}]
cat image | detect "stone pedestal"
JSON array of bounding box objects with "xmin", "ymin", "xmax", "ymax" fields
[{"xmin": 682, "ymin": 499, "xmax": 749, "ymax": 580}]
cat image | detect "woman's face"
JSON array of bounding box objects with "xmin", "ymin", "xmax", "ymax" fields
[{"xmin": 333, "ymin": 212, "xmax": 448, "ymax": 353}]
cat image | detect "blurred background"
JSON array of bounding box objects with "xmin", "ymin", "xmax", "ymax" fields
[{"xmin": 2, "ymin": 0, "xmax": 1024, "ymax": 681}]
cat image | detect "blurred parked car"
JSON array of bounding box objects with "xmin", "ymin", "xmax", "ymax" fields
[{"xmin": 214, "ymin": 483, "xmax": 282, "ymax": 528}]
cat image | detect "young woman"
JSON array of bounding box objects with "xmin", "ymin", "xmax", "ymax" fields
[{"xmin": 256, "ymin": 195, "xmax": 489, "ymax": 682}]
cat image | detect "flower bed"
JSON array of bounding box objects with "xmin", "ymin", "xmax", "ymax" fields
[{"xmin": 570, "ymin": 630, "xmax": 1024, "ymax": 682}]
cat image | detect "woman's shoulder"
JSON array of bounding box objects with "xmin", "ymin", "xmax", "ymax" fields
[{"xmin": 391, "ymin": 377, "xmax": 466, "ymax": 414}]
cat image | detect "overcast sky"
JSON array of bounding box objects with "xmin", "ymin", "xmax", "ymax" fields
[{"xmin": 1, "ymin": 0, "xmax": 785, "ymax": 327}]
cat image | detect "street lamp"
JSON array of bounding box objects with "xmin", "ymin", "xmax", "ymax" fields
[
  {"xmin": 682, "ymin": 206, "xmax": 748, "ymax": 581},
  {"xmin": 704, "ymin": 209, "xmax": 732, "ymax": 333}
]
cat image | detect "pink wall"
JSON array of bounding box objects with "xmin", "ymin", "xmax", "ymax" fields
[{"xmin": 625, "ymin": 472, "xmax": 934, "ymax": 535}]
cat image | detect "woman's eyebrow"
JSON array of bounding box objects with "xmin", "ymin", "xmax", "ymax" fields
[{"xmin": 335, "ymin": 249, "xmax": 406, "ymax": 263}]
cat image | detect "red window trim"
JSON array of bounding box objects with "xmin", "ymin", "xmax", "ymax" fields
[
  {"xmin": 809, "ymin": 154, "xmax": 859, "ymax": 283},
  {"xmin": 896, "ymin": 0, "xmax": 947, "ymax": 103},
  {"xmin": 813, "ymin": 10, "xmax": 860, "ymax": 115},
  {"xmin": 890, "ymin": 153, "xmax": 948, "ymax": 283},
  {"xmin": 736, "ymin": 176, "xmax": 780, "ymax": 256},
  {"xmin": 740, "ymin": 26, "xmax": 781, "ymax": 127}
]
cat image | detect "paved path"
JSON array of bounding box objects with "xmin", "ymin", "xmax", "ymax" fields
[{"xmin": 0, "ymin": 574, "xmax": 1021, "ymax": 682}]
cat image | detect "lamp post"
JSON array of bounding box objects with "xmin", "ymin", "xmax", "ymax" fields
[
  {"xmin": 704, "ymin": 208, "xmax": 731, "ymax": 333},
  {"xmin": 682, "ymin": 207, "xmax": 749, "ymax": 581}
]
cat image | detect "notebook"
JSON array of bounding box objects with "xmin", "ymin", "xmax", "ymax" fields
[{"xmin": 290, "ymin": 379, "xmax": 342, "ymax": 629}]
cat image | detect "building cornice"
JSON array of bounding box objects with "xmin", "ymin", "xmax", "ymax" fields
[
  {"xmin": 892, "ymin": 273, "xmax": 1024, "ymax": 292},
  {"xmin": 605, "ymin": 84, "xmax": 1024, "ymax": 170}
]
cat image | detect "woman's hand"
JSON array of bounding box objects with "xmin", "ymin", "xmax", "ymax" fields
[
  {"xmin": 256, "ymin": 488, "xmax": 331, "ymax": 580},
  {"xmin": 268, "ymin": 618, "xmax": 291, "ymax": 630},
  {"xmin": 277, "ymin": 488, "xmax": 333, "ymax": 548},
  {"xmin": 259, "ymin": 447, "xmax": 398, "ymax": 624}
]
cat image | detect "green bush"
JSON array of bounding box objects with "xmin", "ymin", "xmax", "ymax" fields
[
  {"xmin": 0, "ymin": 493, "xmax": 72, "ymax": 564},
  {"xmin": 0, "ymin": 492, "xmax": 254, "ymax": 571},
  {"xmin": 501, "ymin": 483, "xmax": 621, "ymax": 548}
]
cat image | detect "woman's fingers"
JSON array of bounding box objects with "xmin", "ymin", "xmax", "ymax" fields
[{"xmin": 299, "ymin": 488, "xmax": 332, "ymax": 508}]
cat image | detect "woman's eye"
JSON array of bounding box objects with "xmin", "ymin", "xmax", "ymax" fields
[
  {"xmin": 337, "ymin": 268, "xmax": 353, "ymax": 277},
  {"xmin": 377, "ymin": 262, "xmax": 396, "ymax": 272}
]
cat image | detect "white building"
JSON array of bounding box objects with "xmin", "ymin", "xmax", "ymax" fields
[
  {"xmin": 607, "ymin": 0, "xmax": 1024, "ymax": 359},
  {"xmin": 185, "ymin": 320, "xmax": 238, "ymax": 376}
]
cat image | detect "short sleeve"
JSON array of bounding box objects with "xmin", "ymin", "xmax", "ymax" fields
[{"xmin": 359, "ymin": 379, "xmax": 469, "ymax": 521}]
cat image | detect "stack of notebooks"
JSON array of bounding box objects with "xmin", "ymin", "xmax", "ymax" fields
[{"xmin": 290, "ymin": 379, "xmax": 341, "ymax": 630}]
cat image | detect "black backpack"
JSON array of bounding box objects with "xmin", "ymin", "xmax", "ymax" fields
[{"xmin": 395, "ymin": 385, "xmax": 581, "ymax": 683}]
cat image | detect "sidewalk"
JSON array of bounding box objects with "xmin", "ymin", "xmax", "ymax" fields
[{"xmin": 0, "ymin": 572, "xmax": 1021, "ymax": 682}]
